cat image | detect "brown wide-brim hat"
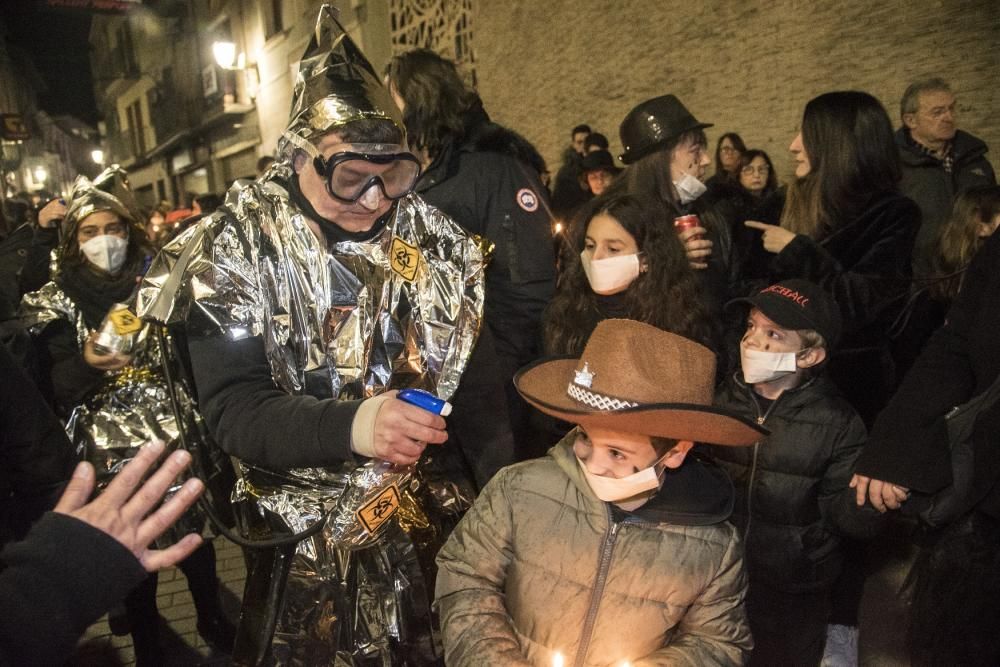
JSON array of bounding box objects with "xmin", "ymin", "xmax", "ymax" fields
[{"xmin": 516, "ymin": 319, "xmax": 765, "ymax": 446}]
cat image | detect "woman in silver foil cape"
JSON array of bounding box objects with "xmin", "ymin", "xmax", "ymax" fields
[
  {"xmin": 19, "ymin": 167, "xmax": 235, "ymax": 664},
  {"xmin": 137, "ymin": 6, "xmax": 509, "ymax": 665}
]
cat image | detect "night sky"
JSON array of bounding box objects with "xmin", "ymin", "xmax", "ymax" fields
[{"xmin": 1, "ymin": 1, "xmax": 99, "ymax": 124}]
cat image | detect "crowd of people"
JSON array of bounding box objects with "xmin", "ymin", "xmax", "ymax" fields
[{"xmin": 0, "ymin": 5, "xmax": 997, "ymax": 666}]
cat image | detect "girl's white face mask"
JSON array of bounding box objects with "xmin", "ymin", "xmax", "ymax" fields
[
  {"xmin": 577, "ymin": 453, "xmax": 667, "ymax": 503},
  {"xmin": 580, "ymin": 252, "xmax": 641, "ymax": 295},
  {"xmin": 673, "ymin": 173, "xmax": 708, "ymax": 205},
  {"xmin": 80, "ymin": 234, "xmax": 128, "ymax": 274},
  {"xmin": 740, "ymin": 347, "xmax": 799, "ymax": 384}
]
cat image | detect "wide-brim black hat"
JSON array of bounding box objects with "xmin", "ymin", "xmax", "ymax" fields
[
  {"xmin": 618, "ymin": 94, "xmax": 712, "ymax": 164},
  {"xmin": 581, "ymin": 149, "xmax": 623, "ymax": 174}
]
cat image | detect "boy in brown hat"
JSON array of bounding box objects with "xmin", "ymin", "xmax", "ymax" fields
[{"xmin": 435, "ymin": 319, "xmax": 765, "ymax": 666}]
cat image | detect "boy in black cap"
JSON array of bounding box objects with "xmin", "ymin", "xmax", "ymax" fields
[{"xmin": 707, "ymin": 279, "xmax": 884, "ymax": 666}]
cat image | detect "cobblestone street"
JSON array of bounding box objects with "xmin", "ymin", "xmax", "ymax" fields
[{"xmin": 70, "ymin": 535, "xmax": 246, "ymax": 666}]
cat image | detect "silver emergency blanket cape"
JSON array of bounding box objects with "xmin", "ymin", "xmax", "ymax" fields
[
  {"xmin": 19, "ymin": 284, "xmax": 203, "ymax": 542},
  {"xmin": 137, "ymin": 166, "xmax": 486, "ymax": 663}
]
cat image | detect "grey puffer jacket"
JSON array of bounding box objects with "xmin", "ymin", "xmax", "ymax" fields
[
  {"xmin": 436, "ymin": 431, "xmax": 752, "ymax": 667},
  {"xmin": 708, "ymin": 374, "xmax": 884, "ymax": 594}
]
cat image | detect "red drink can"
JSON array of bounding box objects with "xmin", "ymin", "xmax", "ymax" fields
[{"xmin": 674, "ymin": 214, "xmax": 702, "ymax": 239}]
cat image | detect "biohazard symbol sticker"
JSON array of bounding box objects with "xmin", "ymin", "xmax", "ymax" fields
[
  {"xmin": 389, "ymin": 236, "xmax": 421, "ymax": 282},
  {"xmin": 109, "ymin": 308, "xmax": 142, "ymax": 336},
  {"xmin": 516, "ymin": 188, "xmax": 539, "ymax": 212},
  {"xmin": 356, "ymin": 484, "xmax": 401, "ymax": 535}
]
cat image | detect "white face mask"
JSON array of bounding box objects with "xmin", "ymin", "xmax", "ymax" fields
[
  {"xmin": 577, "ymin": 454, "xmax": 667, "ymax": 504},
  {"xmin": 673, "ymin": 172, "xmax": 708, "ymax": 205},
  {"xmin": 580, "ymin": 251, "xmax": 641, "ymax": 295},
  {"xmin": 740, "ymin": 347, "xmax": 799, "ymax": 384},
  {"xmin": 80, "ymin": 234, "xmax": 129, "ymax": 274}
]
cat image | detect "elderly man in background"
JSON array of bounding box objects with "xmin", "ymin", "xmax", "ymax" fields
[{"xmin": 897, "ymin": 77, "xmax": 996, "ymax": 277}]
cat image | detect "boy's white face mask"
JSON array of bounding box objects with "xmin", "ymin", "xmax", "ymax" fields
[
  {"xmin": 577, "ymin": 452, "xmax": 668, "ymax": 503},
  {"xmin": 580, "ymin": 252, "xmax": 641, "ymax": 295},
  {"xmin": 80, "ymin": 234, "xmax": 128, "ymax": 274},
  {"xmin": 740, "ymin": 347, "xmax": 800, "ymax": 384}
]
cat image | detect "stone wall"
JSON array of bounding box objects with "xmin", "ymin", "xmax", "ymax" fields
[{"xmin": 474, "ymin": 0, "xmax": 999, "ymax": 180}]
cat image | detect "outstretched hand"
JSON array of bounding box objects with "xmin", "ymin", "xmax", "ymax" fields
[{"xmin": 54, "ymin": 439, "xmax": 205, "ymax": 572}]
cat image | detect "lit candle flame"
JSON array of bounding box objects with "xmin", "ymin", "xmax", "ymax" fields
[{"xmin": 552, "ymin": 652, "xmax": 564, "ymax": 667}]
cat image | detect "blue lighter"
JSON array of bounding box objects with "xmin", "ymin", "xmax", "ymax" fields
[{"xmin": 397, "ymin": 388, "xmax": 453, "ymax": 416}]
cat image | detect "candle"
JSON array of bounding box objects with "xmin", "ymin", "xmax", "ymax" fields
[{"xmin": 552, "ymin": 652, "xmax": 564, "ymax": 667}]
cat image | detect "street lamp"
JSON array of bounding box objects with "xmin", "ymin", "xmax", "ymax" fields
[
  {"xmin": 91, "ymin": 149, "xmax": 105, "ymax": 165},
  {"xmin": 212, "ymin": 41, "xmax": 238, "ymax": 70}
]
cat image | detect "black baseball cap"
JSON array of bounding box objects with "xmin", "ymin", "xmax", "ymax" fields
[{"xmin": 728, "ymin": 279, "xmax": 842, "ymax": 347}]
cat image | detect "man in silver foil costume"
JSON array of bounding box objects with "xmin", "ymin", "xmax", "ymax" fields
[
  {"xmin": 137, "ymin": 6, "xmax": 514, "ymax": 665},
  {"xmin": 19, "ymin": 166, "xmax": 236, "ymax": 662}
]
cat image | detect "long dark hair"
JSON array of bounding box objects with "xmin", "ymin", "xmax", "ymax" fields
[
  {"xmin": 781, "ymin": 91, "xmax": 901, "ymax": 239},
  {"xmin": 385, "ymin": 49, "xmax": 480, "ymax": 159},
  {"xmin": 713, "ymin": 132, "xmax": 746, "ymax": 177},
  {"xmin": 738, "ymin": 149, "xmax": 778, "ymax": 197},
  {"xmin": 544, "ymin": 194, "xmax": 716, "ymax": 355},
  {"xmin": 929, "ymin": 185, "xmax": 1000, "ymax": 300},
  {"xmin": 613, "ymin": 129, "xmax": 708, "ymax": 209}
]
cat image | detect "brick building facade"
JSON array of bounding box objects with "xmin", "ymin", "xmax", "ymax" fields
[{"xmin": 473, "ymin": 0, "xmax": 999, "ymax": 180}]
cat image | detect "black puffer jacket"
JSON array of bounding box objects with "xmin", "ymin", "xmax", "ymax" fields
[
  {"xmin": 417, "ymin": 105, "xmax": 556, "ymax": 370},
  {"xmin": 897, "ymin": 128, "xmax": 996, "ymax": 277},
  {"xmin": 708, "ymin": 374, "xmax": 883, "ymax": 593}
]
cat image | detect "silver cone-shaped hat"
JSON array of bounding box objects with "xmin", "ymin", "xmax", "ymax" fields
[{"xmin": 284, "ymin": 4, "xmax": 403, "ymax": 148}]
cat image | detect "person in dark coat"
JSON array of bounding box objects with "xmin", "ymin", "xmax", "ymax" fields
[
  {"xmin": 705, "ymin": 131, "xmax": 746, "ymax": 189},
  {"xmin": 0, "ymin": 438, "xmax": 205, "ymax": 666},
  {"xmin": 852, "ymin": 228, "xmax": 1000, "ymax": 666},
  {"xmin": 610, "ymin": 95, "xmax": 742, "ymax": 329},
  {"xmin": 550, "ymin": 123, "xmax": 592, "ymax": 219},
  {"xmin": 895, "ymin": 78, "xmax": 996, "ymax": 278},
  {"xmin": 386, "ymin": 49, "xmax": 556, "ymax": 456},
  {"xmin": 743, "ymin": 91, "xmax": 920, "ymax": 428},
  {"xmin": 708, "ymin": 280, "xmax": 884, "ymax": 666},
  {"xmin": 0, "ymin": 342, "xmax": 74, "ymax": 547}
]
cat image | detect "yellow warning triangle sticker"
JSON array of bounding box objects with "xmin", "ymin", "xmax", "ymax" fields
[{"xmin": 109, "ymin": 308, "xmax": 142, "ymax": 336}]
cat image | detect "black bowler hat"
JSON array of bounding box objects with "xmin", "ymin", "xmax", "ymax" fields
[
  {"xmin": 618, "ymin": 94, "xmax": 712, "ymax": 165},
  {"xmin": 728, "ymin": 279, "xmax": 843, "ymax": 348},
  {"xmin": 581, "ymin": 150, "xmax": 622, "ymax": 174}
]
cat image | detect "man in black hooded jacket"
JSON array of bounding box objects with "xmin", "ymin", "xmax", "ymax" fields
[{"xmin": 387, "ymin": 50, "xmax": 556, "ymax": 457}]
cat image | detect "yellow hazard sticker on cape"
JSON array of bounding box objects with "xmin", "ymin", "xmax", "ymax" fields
[
  {"xmin": 109, "ymin": 308, "xmax": 142, "ymax": 336},
  {"xmin": 389, "ymin": 236, "xmax": 421, "ymax": 282},
  {"xmin": 356, "ymin": 484, "xmax": 401, "ymax": 535}
]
